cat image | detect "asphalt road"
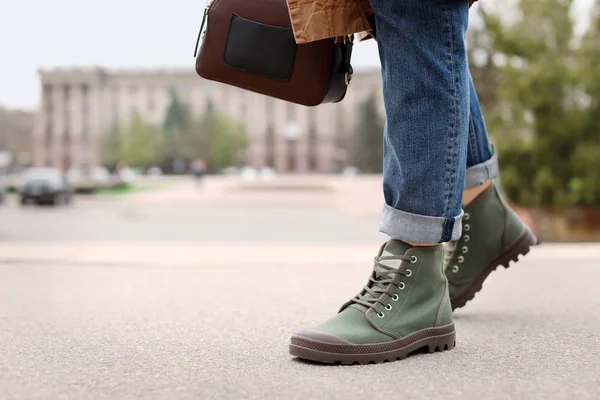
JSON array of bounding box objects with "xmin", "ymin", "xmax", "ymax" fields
[
  {"xmin": 0, "ymin": 193, "xmax": 383, "ymax": 243},
  {"xmin": 1, "ymin": 248, "xmax": 599, "ymax": 400},
  {"xmin": 1, "ymin": 181, "xmax": 599, "ymax": 399}
]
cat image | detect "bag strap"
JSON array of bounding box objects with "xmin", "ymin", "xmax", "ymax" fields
[
  {"xmin": 193, "ymin": 2, "xmax": 212, "ymax": 57},
  {"xmin": 336, "ymin": 35, "xmax": 354, "ymax": 86}
]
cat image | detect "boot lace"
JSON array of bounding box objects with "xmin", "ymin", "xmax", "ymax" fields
[{"xmin": 350, "ymin": 253, "xmax": 417, "ymax": 310}]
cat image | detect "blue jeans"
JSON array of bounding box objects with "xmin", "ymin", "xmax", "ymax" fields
[{"xmin": 372, "ymin": 0, "xmax": 499, "ymax": 243}]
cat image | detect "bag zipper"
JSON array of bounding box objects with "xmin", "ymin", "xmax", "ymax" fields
[{"xmin": 193, "ymin": 0, "xmax": 214, "ymax": 58}]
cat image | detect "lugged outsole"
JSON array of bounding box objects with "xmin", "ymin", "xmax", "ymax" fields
[
  {"xmin": 450, "ymin": 228, "xmax": 538, "ymax": 310},
  {"xmin": 290, "ymin": 325, "xmax": 456, "ymax": 365}
]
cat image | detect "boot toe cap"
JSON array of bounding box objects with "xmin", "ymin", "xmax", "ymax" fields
[{"xmin": 293, "ymin": 328, "xmax": 353, "ymax": 345}]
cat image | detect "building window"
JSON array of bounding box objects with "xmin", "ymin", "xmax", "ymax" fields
[
  {"xmin": 308, "ymin": 123, "xmax": 318, "ymax": 172},
  {"xmin": 147, "ymin": 87, "xmax": 156, "ymax": 112},
  {"xmin": 286, "ymin": 102, "xmax": 296, "ymax": 122},
  {"xmin": 43, "ymin": 85, "xmax": 53, "ymax": 112},
  {"xmin": 62, "ymin": 154, "xmax": 71, "ymax": 171},
  {"xmin": 265, "ymin": 124, "xmax": 275, "ymax": 169},
  {"xmin": 286, "ymin": 138, "xmax": 297, "ymax": 172},
  {"xmin": 265, "ymin": 97, "xmax": 275, "ymax": 124},
  {"xmin": 81, "ymin": 84, "xmax": 90, "ymax": 116},
  {"xmin": 63, "ymin": 85, "xmax": 71, "ymax": 110},
  {"xmin": 45, "ymin": 128, "xmax": 52, "ymax": 147},
  {"xmin": 63, "ymin": 85, "xmax": 71, "ymax": 141}
]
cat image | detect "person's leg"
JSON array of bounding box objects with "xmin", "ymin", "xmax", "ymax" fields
[
  {"xmin": 289, "ymin": 0, "xmax": 467, "ymax": 364},
  {"xmin": 378, "ymin": 0, "xmax": 469, "ymax": 245},
  {"xmin": 463, "ymin": 72, "xmax": 497, "ymax": 201},
  {"xmin": 444, "ymin": 74, "xmax": 537, "ymax": 310}
]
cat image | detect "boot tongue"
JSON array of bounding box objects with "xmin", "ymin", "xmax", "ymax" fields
[{"xmin": 347, "ymin": 240, "xmax": 412, "ymax": 313}]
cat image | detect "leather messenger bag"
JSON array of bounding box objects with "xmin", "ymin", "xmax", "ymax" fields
[{"xmin": 193, "ymin": 0, "xmax": 354, "ymax": 106}]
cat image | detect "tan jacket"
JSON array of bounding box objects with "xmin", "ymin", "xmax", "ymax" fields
[{"xmin": 287, "ymin": 0, "xmax": 478, "ymax": 44}]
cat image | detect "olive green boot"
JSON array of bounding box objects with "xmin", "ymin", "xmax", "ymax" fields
[
  {"xmin": 444, "ymin": 183, "xmax": 538, "ymax": 310},
  {"xmin": 290, "ymin": 241, "xmax": 455, "ymax": 365}
]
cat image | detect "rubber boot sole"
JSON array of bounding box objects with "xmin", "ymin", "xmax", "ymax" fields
[
  {"xmin": 289, "ymin": 324, "xmax": 455, "ymax": 365},
  {"xmin": 450, "ymin": 228, "xmax": 538, "ymax": 310}
]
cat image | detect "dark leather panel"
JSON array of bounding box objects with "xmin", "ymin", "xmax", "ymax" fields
[{"xmin": 224, "ymin": 14, "xmax": 297, "ymax": 81}]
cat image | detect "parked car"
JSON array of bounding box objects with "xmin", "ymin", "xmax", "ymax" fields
[
  {"xmin": 146, "ymin": 166, "xmax": 163, "ymax": 178},
  {"xmin": 117, "ymin": 167, "xmax": 136, "ymax": 186},
  {"xmin": 68, "ymin": 167, "xmax": 113, "ymax": 192},
  {"xmin": 19, "ymin": 168, "xmax": 73, "ymax": 206}
]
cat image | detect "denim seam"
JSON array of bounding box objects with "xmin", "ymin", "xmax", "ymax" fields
[
  {"xmin": 468, "ymin": 117, "xmax": 480, "ymax": 165},
  {"xmin": 441, "ymin": 5, "xmax": 459, "ymax": 242}
]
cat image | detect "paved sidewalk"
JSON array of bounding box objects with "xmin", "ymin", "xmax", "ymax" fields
[{"xmin": 1, "ymin": 243, "xmax": 599, "ymax": 399}]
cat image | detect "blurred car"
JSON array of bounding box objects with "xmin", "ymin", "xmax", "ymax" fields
[
  {"xmin": 117, "ymin": 167, "xmax": 137, "ymax": 186},
  {"xmin": 90, "ymin": 167, "xmax": 112, "ymax": 187},
  {"xmin": 68, "ymin": 167, "xmax": 113, "ymax": 191},
  {"xmin": 19, "ymin": 168, "xmax": 73, "ymax": 206},
  {"xmin": 342, "ymin": 166, "xmax": 360, "ymax": 177},
  {"xmin": 259, "ymin": 167, "xmax": 277, "ymax": 180},
  {"xmin": 240, "ymin": 167, "xmax": 259, "ymax": 181},
  {"xmin": 146, "ymin": 166, "xmax": 163, "ymax": 178}
]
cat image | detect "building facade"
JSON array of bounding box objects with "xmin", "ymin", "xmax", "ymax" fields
[
  {"xmin": 34, "ymin": 67, "xmax": 383, "ymax": 173},
  {"xmin": 0, "ymin": 107, "xmax": 34, "ymax": 169}
]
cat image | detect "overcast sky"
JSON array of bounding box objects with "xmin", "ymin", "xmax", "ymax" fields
[{"xmin": 1, "ymin": 0, "xmax": 594, "ymax": 110}]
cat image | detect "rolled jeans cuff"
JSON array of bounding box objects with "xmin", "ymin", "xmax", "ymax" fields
[
  {"xmin": 380, "ymin": 205, "xmax": 464, "ymax": 244},
  {"xmin": 465, "ymin": 152, "xmax": 499, "ymax": 189}
]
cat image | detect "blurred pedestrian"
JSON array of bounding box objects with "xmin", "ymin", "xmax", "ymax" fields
[
  {"xmin": 288, "ymin": 0, "xmax": 537, "ymax": 364},
  {"xmin": 191, "ymin": 159, "xmax": 206, "ymax": 188}
]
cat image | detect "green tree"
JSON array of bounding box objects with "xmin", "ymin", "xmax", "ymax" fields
[
  {"xmin": 570, "ymin": 0, "xmax": 600, "ymax": 205},
  {"xmin": 116, "ymin": 113, "xmax": 164, "ymax": 168},
  {"xmin": 176, "ymin": 100, "xmax": 214, "ymax": 163},
  {"xmin": 162, "ymin": 88, "xmax": 193, "ymax": 164},
  {"xmin": 100, "ymin": 120, "xmax": 120, "ymax": 168},
  {"xmin": 206, "ymin": 112, "xmax": 247, "ymax": 172},
  {"xmin": 353, "ymin": 91, "xmax": 384, "ymax": 173},
  {"xmin": 480, "ymin": 0, "xmax": 600, "ymax": 206}
]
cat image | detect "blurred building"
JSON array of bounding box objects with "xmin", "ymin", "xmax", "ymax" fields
[
  {"xmin": 34, "ymin": 67, "xmax": 382, "ymax": 173},
  {"xmin": 0, "ymin": 107, "xmax": 34, "ymax": 169}
]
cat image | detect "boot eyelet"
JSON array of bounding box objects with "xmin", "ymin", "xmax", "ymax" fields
[
  {"xmin": 385, "ymin": 304, "xmax": 392, "ymax": 311},
  {"xmin": 458, "ymin": 256, "xmax": 464, "ymax": 263},
  {"xmin": 392, "ymin": 294, "xmax": 399, "ymax": 301},
  {"xmin": 464, "ymin": 213, "xmax": 470, "ymax": 221},
  {"xmin": 452, "ymin": 265, "xmax": 459, "ymax": 273},
  {"xmin": 464, "ymin": 235, "xmax": 470, "ymax": 242},
  {"xmin": 410, "ymin": 256, "xmax": 418, "ymax": 263},
  {"xmin": 377, "ymin": 312, "xmax": 385, "ymax": 318},
  {"xmin": 462, "ymin": 246, "xmax": 469, "ymax": 253},
  {"xmin": 464, "ymin": 224, "xmax": 471, "ymax": 232},
  {"xmin": 398, "ymin": 283, "xmax": 405, "ymax": 290},
  {"xmin": 405, "ymin": 269, "xmax": 412, "ymax": 277}
]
